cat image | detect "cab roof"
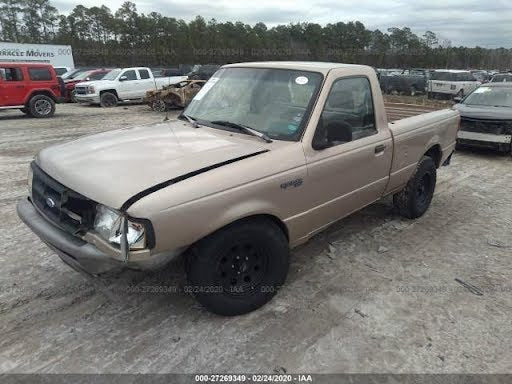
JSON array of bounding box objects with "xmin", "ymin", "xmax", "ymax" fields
[{"xmin": 223, "ymin": 61, "xmax": 371, "ymax": 74}]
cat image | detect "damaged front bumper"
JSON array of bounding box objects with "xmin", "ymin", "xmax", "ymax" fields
[{"xmin": 17, "ymin": 198, "xmax": 183, "ymax": 276}]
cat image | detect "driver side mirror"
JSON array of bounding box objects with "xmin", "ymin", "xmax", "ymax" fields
[
  {"xmin": 312, "ymin": 137, "xmax": 332, "ymax": 150},
  {"xmin": 119, "ymin": 75, "xmax": 128, "ymax": 82}
]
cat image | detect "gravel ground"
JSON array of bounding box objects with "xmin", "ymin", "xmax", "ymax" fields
[{"xmin": 1, "ymin": 103, "xmax": 512, "ymax": 373}]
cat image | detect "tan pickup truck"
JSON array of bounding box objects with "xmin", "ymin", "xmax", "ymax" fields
[{"xmin": 18, "ymin": 62, "xmax": 460, "ymax": 315}]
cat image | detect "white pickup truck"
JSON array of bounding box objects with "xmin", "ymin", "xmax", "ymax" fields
[{"xmin": 74, "ymin": 67, "xmax": 188, "ymax": 107}]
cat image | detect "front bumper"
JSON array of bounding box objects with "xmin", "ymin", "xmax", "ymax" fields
[
  {"xmin": 458, "ymin": 130, "xmax": 512, "ymax": 144},
  {"xmin": 17, "ymin": 198, "xmax": 182, "ymax": 276},
  {"xmin": 75, "ymin": 94, "xmax": 100, "ymax": 104}
]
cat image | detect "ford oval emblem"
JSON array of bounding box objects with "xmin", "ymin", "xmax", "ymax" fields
[{"xmin": 45, "ymin": 197, "xmax": 56, "ymax": 208}]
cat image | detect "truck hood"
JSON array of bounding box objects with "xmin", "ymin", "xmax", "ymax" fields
[
  {"xmin": 75, "ymin": 80, "xmax": 116, "ymax": 89},
  {"xmin": 36, "ymin": 120, "xmax": 268, "ymax": 210},
  {"xmin": 455, "ymin": 104, "xmax": 512, "ymax": 120}
]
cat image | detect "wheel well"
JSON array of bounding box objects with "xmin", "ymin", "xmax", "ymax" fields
[
  {"xmin": 227, "ymin": 214, "xmax": 290, "ymax": 242},
  {"xmin": 27, "ymin": 91, "xmax": 57, "ymax": 104},
  {"xmin": 100, "ymin": 89, "xmax": 119, "ymax": 99},
  {"xmin": 425, "ymin": 144, "xmax": 442, "ymax": 168}
]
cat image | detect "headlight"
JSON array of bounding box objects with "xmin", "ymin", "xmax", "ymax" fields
[
  {"xmin": 93, "ymin": 205, "xmax": 147, "ymax": 250},
  {"xmin": 28, "ymin": 165, "xmax": 33, "ymax": 195},
  {"xmin": 87, "ymin": 86, "xmax": 95, "ymax": 94}
]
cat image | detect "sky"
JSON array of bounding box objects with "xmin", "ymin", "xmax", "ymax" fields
[{"xmin": 53, "ymin": 0, "xmax": 512, "ymax": 48}]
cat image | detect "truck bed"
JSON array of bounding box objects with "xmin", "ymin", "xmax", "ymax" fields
[{"xmin": 385, "ymin": 102, "xmax": 439, "ymax": 122}]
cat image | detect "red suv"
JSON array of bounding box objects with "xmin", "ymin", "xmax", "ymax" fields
[{"xmin": 0, "ymin": 62, "xmax": 64, "ymax": 118}]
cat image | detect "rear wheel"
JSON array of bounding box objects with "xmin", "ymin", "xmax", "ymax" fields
[
  {"xmin": 100, "ymin": 92, "xmax": 118, "ymax": 108},
  {"xmin": 186, "ymin": 218, "xmax": 289, "ymax": 316},
  {"xmin": 28, "ymin": 94, "xmax": 55, "ymax": 118},
  {"xmin": 394, "ymin": 156, "xmax": 437, "ymax": 219}
]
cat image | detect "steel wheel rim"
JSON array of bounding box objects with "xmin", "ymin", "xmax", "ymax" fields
[
  {"xmin": 35, "ymin": 99, "xmax": 51, "ymax": 115},
  {"xmin": 216, "ymin": 242, "xmax": 268, "ymax": 296}
]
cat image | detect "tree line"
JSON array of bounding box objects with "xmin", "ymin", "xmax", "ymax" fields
[{"xmin": 1, "ymin": 0, "xmax": 511, "ymax": 70}]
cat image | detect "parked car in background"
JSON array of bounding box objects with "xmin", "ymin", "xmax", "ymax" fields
[
  {"xmin": 187, "ymin": 64, "xmax": 221, "ymax": 80},
  {"xmin": 64, "ymin": 68, "xmax": 112, "ymax": 102},
  {"xmin": 61, "ymin": 67, "xmax": 95, "ymax": 80},
  {"xmin": 0, "ymin": 62, "xmax": 63, "ymax": 118},
  {"xmin": 151, "ymin": 68, "xmax": 186, "ymax": 77},
  {"xmin": 470, "ymin": 70, "xmax": 490, "ymax": 83},
  {"xmin": 74, "ymin": 67, "xmax": 188, "ymax": 107},
  {"xmin": 427, "ymin": 70, "xmax": 480, "ymax": 99},
  {"xmin": 379, "ymin": 68, "xmax": 431, "ymax": 96},
  {"xmin": 17, "ymin": 62, "xmax": 459, "ymax": 315},
  {"xmin": 454, "ymin": 83, "xmax": 512, "ymax": 153},
  {"xmin": 53, "ymin": 66, "xmax": 73, "ymax": 76},
  {"xmin": 490, "ymin": 73, "xmax": 512, "ymax": 83}
]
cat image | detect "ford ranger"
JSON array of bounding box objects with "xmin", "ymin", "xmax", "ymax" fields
[
  {"xmin": 17, "ymin": 62, "xmax": 460, "ymax": 316},
  {"xmin": 74, "ymin": 67, "xmax": 188, "ymax": 107}
]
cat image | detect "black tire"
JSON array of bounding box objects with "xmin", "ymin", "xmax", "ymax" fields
[
  {"xmin": 186, "ymin": 218, "xmax": 289, "ymax": 316},
  {"xmin": 28, "ymin": 94, "xmax": 55, "ymax": 118},
  {"xmin": 100, "ymin": 92, "xmax": 118, "ymax": 108},
  {"xmin": 70, "ymin": 90, "xmax": 78, "ymax": 103},
  {"xmin": 393, "ymin": 156, "xmax": 437, "ymax": 219}
]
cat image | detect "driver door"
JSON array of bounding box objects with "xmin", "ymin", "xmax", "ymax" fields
[
  {"xmin": 117, "ymin": 69, "xmax": 138, "ymax": 99},
  {"xmin": 302, "ymin": 74, "xmax": 393, "ymax": 232}
]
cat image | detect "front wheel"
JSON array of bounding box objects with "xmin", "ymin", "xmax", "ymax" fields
[
  {"xmin": 186, "ymin": 218, "xmax": 289, "ymax": 316},
  {"xmin": 28, "ymin": 94, "xmax": 56, "ymax": 118},
  {"xmin": 100, "ymin": 92, "xmax": 118, "ymax": 108},
  {"xmin": 394, "ymin": 156, "xmax": 437, "ymax": 219}
]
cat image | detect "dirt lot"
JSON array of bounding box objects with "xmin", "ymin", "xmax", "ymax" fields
[{"xmin": 1, "ymin": 103, "xmax": 512, "ymax": 373}]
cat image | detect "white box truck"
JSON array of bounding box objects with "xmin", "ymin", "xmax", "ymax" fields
[{"xmin": 0, "ymin": 42, "xmax": 75, "ymax": 75}]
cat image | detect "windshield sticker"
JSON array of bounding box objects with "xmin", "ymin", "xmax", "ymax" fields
[
  {"xmin": 295, "ymin": 76, "xmax": 309, "ymax": 85},
  {"xmin": 193, "ymin": 77, "xmax": 219, "ymax": 100},
  {"xmin": 473, "ymin": 87, "xmax": 491, "ymax": 93}
]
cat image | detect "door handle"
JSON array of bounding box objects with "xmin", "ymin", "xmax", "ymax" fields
[
  {"xmin": 375, "ymin": 144, "xmax": 386, "ymax": 154},
  {"xmin": 16, "ymin": 85, "xmax": 25, "ymax": 88}
]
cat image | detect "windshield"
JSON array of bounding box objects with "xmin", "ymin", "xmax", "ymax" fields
[
  {"xmin": 73, "ymin": 71, "xmax": 94, "ymax": 80},
  {"xmin": 102, "ymin": 69, "xmax": 122, "ymax": 81},
  {"xmin": 463, "ymin": 87, "xmax": 512, "ymax": 107},
  {"xmin": 491, "ymin": 74, "xmax": 512, "ymax": 83},
  {"xmin": 184, "ymin": 67, "xmax": 323, "ymax": 141}
]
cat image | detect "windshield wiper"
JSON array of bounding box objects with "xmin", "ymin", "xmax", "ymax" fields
[
  {"xmin": 210, "ymin": 120, "xmax": 273, "ymax": 143},
  {"xmin": 180, "ymin": 113, "xmax": 199, "ymax": 128}
]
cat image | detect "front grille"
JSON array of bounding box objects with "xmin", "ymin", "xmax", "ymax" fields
[
  {"xmin": 460, "ymin": 117, "xmax": 512, "ymax": 135},
  {"xmin": 31, "ymin": 162, "xmax": 96, "ymax": 235},
  {"xmin": 75, "ymin": 87, "xmax": 87, "ymax": 95}
]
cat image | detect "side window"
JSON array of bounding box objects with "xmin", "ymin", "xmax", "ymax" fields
[
  {"xmin": 139, "ymin": 69, "xmax": 150, "ymax": 79},
  {"xmin": 28, "ymin": 68, "xmax": 52, "ymax": 81},
  {"xmin": 121, "ymin": 70, "xmax": 137, "ymax": 81},
  {"xmin": 314, "ymin": 77, "xmax": 377, "ymax": 149},
  {"xmin": 0, "ymin": 67, "xmax": 23, "ymax": 81}
]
